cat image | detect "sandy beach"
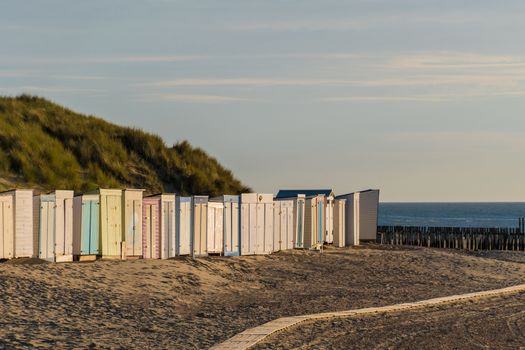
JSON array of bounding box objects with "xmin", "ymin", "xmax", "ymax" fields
[
  {"xmin": 254, "ymin": 292, "xmax": 525, "ymax": 349},
  {"xmin": 1, "ymin": 245, "xmax": 525, "ymax": 349}
]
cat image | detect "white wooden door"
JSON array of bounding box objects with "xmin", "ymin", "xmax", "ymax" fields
[
  {"xmin": 255, "ymin": 203, "xmax": 264, "ymax": 254},
  {"xmin": 264, "ymin": 203, "xmax": 273, "ymax": 253},
  {"xmin": 0, "ymin": 197, "xmax": 13, "ymax": 259},
  {"xmin": 178, "ymin": 201, "xmax": 191, "ymax": 255}
]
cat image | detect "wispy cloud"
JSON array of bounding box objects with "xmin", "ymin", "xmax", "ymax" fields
[
  {"xmin": 140, "ymin": 78, "xmax": 359, "ymax": 88},
  {"xmin": 0, "ymin": 55, "xmax": 203, "ymax": 65},
  {"xmin": 387, "ymin": 52, "xmax": 525, "ymax": 70},
  {"xmin": 322, "ymin": 95, "xmax": 446, "ymax": 102},
  {"xmin": 322, "ymin": 90, "xmax": 525, "ymax": 103},
  {"xmin": 228, "ymin": 14, "xmax": 480, "ymax": 32},
  {"xmin": 0, "ymin": 86, "xmax": 105, "ymax": 95},
  {"xmin": 139, "ymin": 74, "xmax": 523, "ymax": 89},
  {"xmin": 141, "ymin": 94, "xmax": 251, "ymax": 103}
]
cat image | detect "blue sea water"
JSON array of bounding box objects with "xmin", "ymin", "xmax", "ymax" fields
[{"xmin": 379, "ymin": 203, "xmax": 525, "ymax": 228}]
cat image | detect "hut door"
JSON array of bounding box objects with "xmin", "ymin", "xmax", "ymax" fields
[
  {"xmin": 224, "ymin": 203, "xmax": 232, "ymax": 254},
  {"xmin": 144, "ymin": 204, "xmax": 152, "ymax": 259},
  {"xmin": 273, "ymin": 203, "xmax": 281, "ymax": 252},
  {"xmin": 39, "ymin": 201, "xmax": 55, "ymax": 261},
  {"xmin": 177, "ymin": 201, "xmax": 191, "ymax": 255},
  {"xmin": 90, "ymin": 200, "xmax": 100, "ymax": 255},
  {"xmin": 285, "ymin": 204, "xmax": 294, "ymax": 250},
  {"xmin": 81, "ymin": 200, "xmax": 96, "ymax": 255},
  {"xmin": 193, "ymin": 203, "xmax": 207, "ymax": 256},
  {"xmin": 0, "ymin": 196, "xmax": 13, "ymax": 259},
  {"xmin": 231, "ymin": 202, "xmax": 239, "ymax": 255},
  {"xmin": 264, "ymin": 203, "xmax": 273, "ymax": 253},
  {"xmin": 55, "ymin": 199, "xmax": 65, "ymax": 256},
  {"xmin": 63, "ymin": 198, "xmax": 73, "ymax": 256},
  {"xmin": 318, "ymin": 200, "xmax": 324, "ymax": 245},
  {"xmin": 215, "ymin": 205, "xmax": 223, "ymax": 253},
  {"xmin": 255, "ymin": 203, "xmax": 264, "ymax": 254},
  {"xmin": 207, "ymin": 205, "xmax": 215, "ymax": 253},
  {"xmin": 296, "ymin": 201, "xmax": 304, "ymax": 248},
  {"xmin": 240, "ymin": 203, "xmax": 251, "ymax": 254},
  {"xmin": 162, "ymin": 201, "xmax": 174, "ymax": 259},
  {"xmin": 109, "ymin": 196, "xmax": 121, "ymax": 256},
  {"xmin": 133, "ymin": 200, "xmax": 142, "ymax": 256}
]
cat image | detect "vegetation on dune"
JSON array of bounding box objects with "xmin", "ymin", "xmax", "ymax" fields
[{"xmin": 0, "ymin": 95, "xmax": 250, "ymax": 195}]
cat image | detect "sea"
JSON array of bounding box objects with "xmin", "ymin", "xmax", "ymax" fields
[{"xmin": 379, "ymin": 203, "xmax": 525, "ymax": 228}]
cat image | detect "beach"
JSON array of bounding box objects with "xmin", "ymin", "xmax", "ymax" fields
[{"xmin": 1, "ymin": 246, "xmax": 525, "ymax": 349}]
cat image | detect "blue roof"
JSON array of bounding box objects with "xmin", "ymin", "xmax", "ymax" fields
[{"xmin": 275, "ymin": 189, "xmax": 334, "ymax": 199}]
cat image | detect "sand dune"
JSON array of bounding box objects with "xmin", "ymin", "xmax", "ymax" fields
[{"xmin": 1, "ymin": 246, "xmax": 524, "ymax": 349}]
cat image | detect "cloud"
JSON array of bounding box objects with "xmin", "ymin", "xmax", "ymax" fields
[
  {"xmin": 322, "ymin": 95, "xmax": 446, "ymax": 102},
  {"xmin": 322, "ymin": 90, "xmax": 525, "ymax": 103},
  {"xmin": 387, "ymin": 52, "xmax": 525, "ymax": 70},
  {"xmin": 141, "ymin": 94, "xmax": 251, "ymax": 103},
  {"xmin": 227, "ymin": 14, "xmax": 480, "ymax": 32},
  {"xmin": 0, "ymin": 86, "xmax": 105, "ymax": 95},
  {"xmin": 140, "ymin": 78, "xmax": 359, "ymax": 88},
  {"xmin": 0, "ymin": 55, "xmax": 203, "ymax": 65}
]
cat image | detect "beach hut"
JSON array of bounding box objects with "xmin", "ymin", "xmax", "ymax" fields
[
  {"xmin": 210, "ymin": 195, "xmax": 240, "ymax": 257},
  {"xmin": 275, "ymin": 194, "xmax": 306, "ymax": 249},
  {"xmin": 304, "ymin": 195, "xmax": 325, "ymax": 249},
  {"xmin": 34, "ymin": 190, "xmax": 74, "ymax": 262},
  {"xmin": 142, "ymin": 195, "xmax": 161, "ymax": 259},
  {"xmin": 240, "ymin": 193, "xmax": 274, "ymax": 255},
  {"xmin": 157, "ymin": 194, "xmax": 176, "ymax": 259},
  {"xmin": 192, "ymin": 196, "xmax": 208, "ymax": 257},
  {"xmin": 89, "ymin": 189, "xmax": 123, "ymax": 259},
  {"xmin": 122, "ymin": 189, "xmax": 144, "ymax": 259},
  {"xmin": 276, "ymin": 189, "xmax": 334, "ymax": 245},
  {"xmin": 176, "ymin": 196, "xmax": 192, "ymax": 256},
  {"xmin": 0, "ymin": 190, "xmax": 34, "ymax": 258},
  {"xmin": 273, "ymin": 200, "xmax": 294, "ymax": 251},
  {"xmin": 73, "ymin": 194, "xmax": 100, "ymax": 260},
  {"xmin": 325, "ymin": 195, "xmax": 335, "ymax": 244},
  {"xmin": 333, "ymin": 199, "xmax": 346, "ymax": 248},
  {"xmin": 0, "ymin": 195, "xmax": 14, "ymax": 260},
  {"xmin": 207, "ymin": 201, "xmax": 224, "ymax": 255},
  {"xmin": 336, "ymin": 189, "xmax": 380, "ymax": 245}
]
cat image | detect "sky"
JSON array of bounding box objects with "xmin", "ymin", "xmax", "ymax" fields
[{"xmin": 1, "ymin": 0, "xmax": 525, "ymax": 202}]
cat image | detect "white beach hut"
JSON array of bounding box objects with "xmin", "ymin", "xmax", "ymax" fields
[
  {"xmin": 34, "ymin": 190, "xmax": 74, "ymax": 262},
  {"xmin": 158, "ymin": 194, "xmax": 176, "ymax": 259},
  {"xmin": 275, "ymin": 194, "xmax": 306, "ymax": 249},
  {"xmin": 0, "ymin": 195, "xmax": 14, "ymax": 259},
  {"xmin": 336, "ymin": 189, "xmax": 380, "ymax": 245},
  {"xmin": 210, "ymin": 195, "xmax": 240, "ymax": 256},
  {"xmin": 304, "ymin": 195, "xmax": 325, "ymax": 249},
  {"xmin": 122, "ymin": 189, "xmax": 144, "ymax": 259},
  {"xmin": 240, "ymin": 193, "xmax": 274, "ymax": 255},
  {"xmin": 176, "ymin": 196, "xmax": 192, "ymax": 256},
  {"xmin": 142, "ymin": 195, "xmax": 161, "ymax": 259},
  {"xmin": 192, "ymin": 196, "xmax": 208, "ymax": 257},
  {"xmin": 0, "ymin": 190, "xmax": 34, "ymax": 258},
  {"xmin": 333, "ymin": 198, "xmax": 346, "ymax": 248},
  {"xmin": 207, "ymin": 201, "xmax": 224, "ymax": 255},
  {"xmin": 73, "ymin": 194, "xmax": 100, "ymax": 261},
  {"xmin": 273, "ymin": 200, "xmax": 294, "ymax": 251}
]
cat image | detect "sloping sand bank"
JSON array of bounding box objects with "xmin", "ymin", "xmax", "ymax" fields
[{"xmin": 0, "ymin": 246, "xmax": 524, "ymax": 349}]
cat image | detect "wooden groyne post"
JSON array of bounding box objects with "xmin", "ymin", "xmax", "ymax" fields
[{"xmin": 378, "ymin": 219, "xmax": 525, "ymax": 251}]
